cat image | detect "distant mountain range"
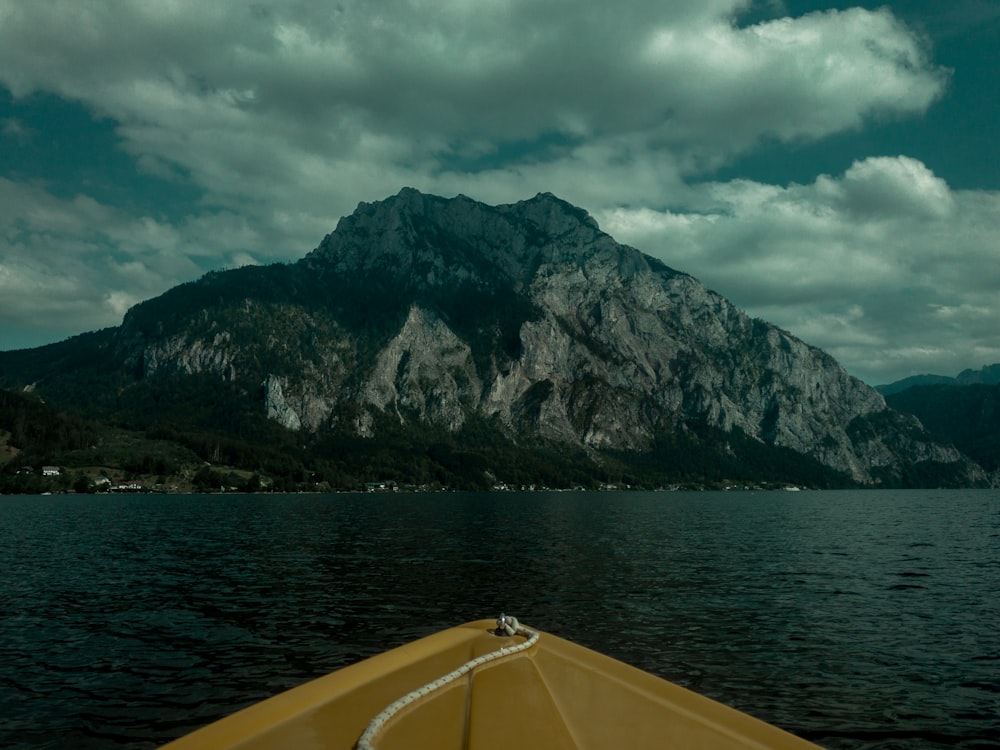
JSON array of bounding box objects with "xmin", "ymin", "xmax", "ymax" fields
[
  {"xmin": 876, "ymin": 364, "xmax": 1000, "ymax": 395},
  {"xmin": 0, "ymin": 189, "xmax": 989, "ymax": 490},
  {"xmin": 875, "ymin": 365, "xmax": 1000, "ymax": 476}
]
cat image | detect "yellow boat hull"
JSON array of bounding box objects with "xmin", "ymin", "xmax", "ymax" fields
[{"xmin": 161, "ymin": 620, "xmax": 822, "ymax": 750}]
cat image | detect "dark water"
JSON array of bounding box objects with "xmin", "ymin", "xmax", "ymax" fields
[{"xmin": 1, "ymin": 490, "xmax": 998, "ymax": 749}]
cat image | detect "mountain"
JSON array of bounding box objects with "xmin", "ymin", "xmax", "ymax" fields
[
  {"xmin": 876, "ymin": 365, "xmax": 1000, "ymax": 480},
  {"xmin": 0, "ymin": 189, "xmax": 986, "ymax": 489},
  {"xmin": 875, "ymin": 374, "xmax": 958, "ymax": 396},
  {"xmin": 955, "ymin": 364, "xmax": 1000, "ymax": 386},
  {"xmin": 883, "ymin": 383, "xmax": 1000, "ymax": 475},
  {"xmin": 877, "ymin": 363, "xmax": 1000, "ymax": 395},
  {"xmin": 890, "ymin": 385, "xmax": 1000, "ymax": 474}
]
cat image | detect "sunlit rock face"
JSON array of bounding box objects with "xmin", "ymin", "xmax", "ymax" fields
[{"xmin": 116, "ymin": 188, "xmax": 983, "ymax": 485}]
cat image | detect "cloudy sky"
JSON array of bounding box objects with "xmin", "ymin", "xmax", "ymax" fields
[{"xmin": 1, "ymin": 0, "xmax": 997, "ymax": 384}]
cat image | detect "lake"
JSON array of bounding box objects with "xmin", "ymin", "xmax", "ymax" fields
[{"xmin": 1, "ymin": 489, "xmax": 997, "ymax": 749}]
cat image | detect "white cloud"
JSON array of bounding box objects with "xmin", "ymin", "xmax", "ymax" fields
[
  {"xmin": 0, "ymin": 178, "xmax": 204, "ymax": 339},
  {"xmin": 818, "ymin": 156, "xmax": 955, "ymax": 219},
  {"xmin": 638, "ymin": 7, "xmax": 946, "ymax": 166},
  {"xmin": 0, "ymin": 1, "xmax": 947, "ymax": 204},
  {"xmin": 600, "ymin": 157, "xmax": 1000, "ymax": 384}
]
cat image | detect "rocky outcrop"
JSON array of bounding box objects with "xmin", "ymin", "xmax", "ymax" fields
[
  {"xmin": 263, "ymin": 375, "xmax": 338, "ymax": 432},
  {"xmin": 142, "ymin": 332, "xmax": 239, "ymax": 381},
  {"xmin": 361, "ymin": 306, "xmax": 481, "ymax": 431}
]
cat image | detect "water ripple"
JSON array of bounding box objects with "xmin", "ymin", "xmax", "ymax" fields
[{"xmin": 1, "ymin": 489, "xmax": 998, "ymax": 749}]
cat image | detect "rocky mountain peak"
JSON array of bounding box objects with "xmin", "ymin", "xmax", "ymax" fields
[
  {"xmin": 303, "ymin": 188, "xmax": 611, "ymax": 285},
  {"xmin": 4, "ymin": 189, "xmax": 985, "ymax": 489},
  {"xmin": 272, "ymin": 189, "xmax": 980, "ymax": 486}
]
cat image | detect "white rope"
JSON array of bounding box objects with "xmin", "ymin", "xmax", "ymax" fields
[{"xmin": 355, "ymin": 615, "xmax": 539, "ymax": 750}]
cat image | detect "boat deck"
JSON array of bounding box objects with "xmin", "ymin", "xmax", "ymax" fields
[{"xmin": 161, "ymin": 620, "xmax": 822, "ymax": 750}]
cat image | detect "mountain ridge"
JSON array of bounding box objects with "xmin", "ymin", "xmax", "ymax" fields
[
  {"xmin": 877, "ymin": 363, "xmax": 1000, "ymax": 395},
  {"xmin": 0, "ymin": 189, "xmax": 987, "ymax": 489}
]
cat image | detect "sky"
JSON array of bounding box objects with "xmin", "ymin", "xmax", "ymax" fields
[{"xmin": 1, "ymin": 0, "xmax": 998, "ymax": 385}]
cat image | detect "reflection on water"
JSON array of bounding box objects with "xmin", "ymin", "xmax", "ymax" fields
[{"xmin": 1, "ymin": 490, "xmax": 998, "ymax": 749}]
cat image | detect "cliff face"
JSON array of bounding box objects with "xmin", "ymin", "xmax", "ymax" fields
[{"xmin": 105, "ymin": 189, "xmax": 981, "ymax": 484}]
